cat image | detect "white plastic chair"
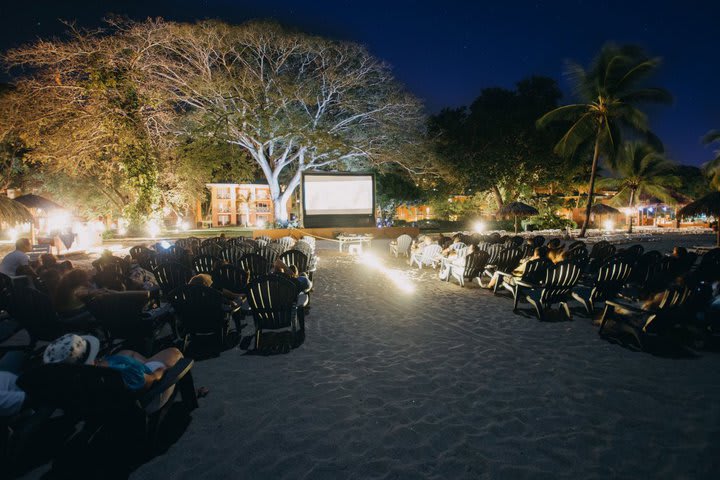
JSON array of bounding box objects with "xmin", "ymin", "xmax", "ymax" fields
[
  {"xmin": 390, "ymin": 234, "xmax": 412, "ymax": 258},
  {"xmin": 410, "ymin": 244, "xmax": 442, "ymax": 269}
]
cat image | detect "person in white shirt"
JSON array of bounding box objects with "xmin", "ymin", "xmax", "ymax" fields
[
  {"xmin": 0, "ymin": 238, "xmax": 32, "ymax": 277},
  {"xmin": 0, "ymin": 351, "xmax": 27, "ymax": 417}
]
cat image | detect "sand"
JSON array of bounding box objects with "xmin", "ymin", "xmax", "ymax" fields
[{"xmin": 16, "ymin": 232, "xmax": 720, "ymax": 479}]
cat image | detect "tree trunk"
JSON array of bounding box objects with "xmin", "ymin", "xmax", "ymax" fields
[
  {"xmin": 627, "ymin": 189, "xmax": 636, "ymax": 233},
  {"xmin": 492, "ymin": 185, "xmax": 504, "ymax": 209},
  {"xmin": 579, "ymin": 132, "xmax": 602, "ymax": 238}
]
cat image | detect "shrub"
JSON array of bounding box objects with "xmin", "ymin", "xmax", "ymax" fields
[{"xmin": 525, "ymin": 213, "xmax": 576, "ymax": 230}]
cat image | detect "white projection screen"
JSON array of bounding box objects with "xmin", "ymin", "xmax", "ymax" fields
[{"xmin": 302, "ymin": 173, "xmax": 375, "ymax": 227}]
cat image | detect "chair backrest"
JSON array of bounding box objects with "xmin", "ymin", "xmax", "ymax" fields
[
  {"xmin": 196, "ymin": 243, "xmax": 223, "ymax": 257},
  {"xmin": 168, "ymin": 284, "xmax": 226, "ymax": 334},
  {"xmin": 201, "ymin": 237, "xmax": 226, "ymax": 247},
  {"xmin": 92, "ymin": 256, "xmax": 130, "ymax": 277},
  {"xmin": 17, "ymin": 363, "xmax": 135, "ymax": 418},
  {"xmin": 450, "ymin": 242, "xmax": 467, "ymax": 251},
  {"xmin": 697, "ymin": 248, "xmax": 720, "ymax": 282},
  {"xmin": 420, "ymin": 244, "xmax": 442, "ymax": 263},
  {"xmin": 238, "ymin": 253, "xmax": 271, "ymax": 280},
  {"xmin": 505, "ymin": 236, "xmax": 523, "ymax": 248},
  {"xmin": 246, "ymin": 274, "xmax": 299, "ymax": 331},
  {"xmin": 463, "ymin": 250, "xmax": 490, "ymax": 279},
  {"xmin": 152, "ymin": 262, "xmax": 193, "ymax": 296},
  {"xmin": 587, "ymin": 257, "xmax": 633, "ymax": 301},
  {"xmin": 12, "ymin": 287, "xmax": 64, "ymax": 342},
  {"xmin": 521, "ymin": 257, "xmax": 553, "ymax": 284},
  {"xmin": 589, "ymin": 240, "xmax": 615, "ymax": 260},
  {"xmin": 495, "ymin": 247, "xmax": 524, "ymax": 272},
  {"xmin": 174, "ymin": 238, "xmax": 193, "ymax": 252},
  {"xmin": 396, "ymin": 235, "xmax": 412, "ymax": 254},
  {"xmin": 279, "ymin": 250, "xmax": 309, "ymax": 274},
  {"xmin": 212, "ymin": 264, "xmax": 248, "ymax": 294},
  {"xmin": 192, "ymin": 255, "xmax": 221, "ymax": 274},
  {"xmin": 255, "ymin": 245, "xmax": 282, "ymax": 264},
  {"xmin": 485, "ymin": 243, "xmax": 504, "ymax": 264},
  {"xmin": 565, "ymin": 246, "xmax": 589, "ymax": 269},
  {"xmin": 567, "ymin": 240, "xmax": 586, "ymax": 251},
  {"xmin": 275, "ymin": 236, "xmax": 295, "ymax": 251},
  {"xmin": 219, "ymin": 246, "xmax": 243, "ymax": 265},
  {"xmin": 294, "ymin": 241, "xmax": 314, "ymax": 258},
  {"xmin": 301, "ymin": 236, "xmax": 316, "ymax": 247},
  {"xmin": 257, "ymin": 235, "xmax": 272, "ymax": 244},
  {"xmin": 242, "ymin": 238, "xmax": 259, "ymax": 249},
  {"xmin": 532, "ymin": 236, "xmax": 545, "ymax": 247},
  {"xmin": 546, "ymin": 238, "xmax": 564, "ymax": 251},
  {"xmin": 86, "ymin": 291, "xmax": 151, "ymax": 340},
  {"xmin": 538, "ymin": 261, "xmax": 581, "ymax": 304},
  {"xmin": 129, "ymin": 245, "xmax": 151, "ymax": 260}
]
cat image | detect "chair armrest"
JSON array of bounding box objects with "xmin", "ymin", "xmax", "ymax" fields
[
  {"xmin": 139, "ymin": 357, "xmax": 194, "ymax": 409},
  {"xmin": 605, "ymin": 299, "xmax": 649, "ymax": 313},
  {"xmin": 495, "ymin": 270, "xmax": 513, "ymax": 279},
  {"xmin": 514, "ymin": 280, "xmax": 539, "ymax": 288}
]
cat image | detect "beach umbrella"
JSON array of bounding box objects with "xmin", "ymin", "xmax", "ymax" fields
[
  {"xmin": 12, "ymin": 194, "xmax": 63, "ymax": 211},
  {"xmin": 678, "ymin": 191, "xmax": 720, "ymax": 246},
  {"xmin": 590, "ymin": 203, "xmax": 620, "ymax": 215},
  {"xmin": 0, "ymin": 196, "xmax": 33, "ymax": 225},
  {"xmin": 498, "ymin": 202, "xmax": 539, "ymax": 234}
]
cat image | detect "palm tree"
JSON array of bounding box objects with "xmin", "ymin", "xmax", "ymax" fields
[
  {"xmin": 701, "ymin": 130, "xmax": 720, "ymax": 188},
  {"xmin": 596, "ymin": 142, "xmax": 681, "ymax": 232},
  {"xmin": 537, "ymin": 44, "xmax": 671, "ymax": 237}
]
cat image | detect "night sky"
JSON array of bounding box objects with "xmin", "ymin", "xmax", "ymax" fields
[{"xmin": 1, "ymin": 0, "xmax": 718, "ymax": 167}]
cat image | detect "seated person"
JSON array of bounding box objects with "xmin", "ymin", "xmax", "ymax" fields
[
  {"xmin": 0, "ymin": 238, "xmax": 32, "ymax": 277},
  {"xmin": 514, "ymin": 246, "xmax": 549, "ymax": 276},
  {"xmin": 439, "ymin": 244, "xmax": 476, "ymax": 280},
  {"xmin": 440, "ymin": 235, "xmax": 463, "ymax": 257},
  {"xmin": 53, "ymin": 269, "xmax": 99, "ymax": 314},
  {"xmin": 0, "ymin": 351, "xmax": 28, "ymax": 418},
  {"xmin": 43, "ymin": 334, "xmax": 184, "ymax": 412},
  {"xmin": 271, "ymin": 260, "xmax": 311, "ymax": 307}
]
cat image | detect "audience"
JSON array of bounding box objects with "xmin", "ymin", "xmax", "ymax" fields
[{"xmin": 0, "ymin": 238, "xmax": 32, "ymax": 277}]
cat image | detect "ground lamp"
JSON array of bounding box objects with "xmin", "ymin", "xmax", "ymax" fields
[
  {"xmin": 678, "ymin": 191, "xmax": 720, "ymax": 246},
  {"xmin": 497, "ymin": 202, "xmax": 538, "ymax": 234}
]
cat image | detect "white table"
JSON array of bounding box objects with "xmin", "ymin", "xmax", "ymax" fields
[{"xmin": 337, "ymin": 235, "xmax": 373, "ymax": 252}]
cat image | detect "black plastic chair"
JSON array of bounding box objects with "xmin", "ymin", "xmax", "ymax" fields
[
  {"xmin": 479, "ymin": 247, "xmax": 524, "ymax": 288},
  {"xmin": 196, "ymin": 243, "xmax": 223, "ymax": 257},
  {"xmin": 92, "ymin": 256, "xmax": 130, "ymax": 277},
  {"xmin": 525, "ymin": 261, "xmax": 582, "ymax": 321},
  {"xmin": 246, "ymin": 275, "xmax": 304, "ymax": 351},
  {"xmin": 497, "ymin": 257, "xmax": 553, "ymax": 310},
  {"xmin": 17, "ymin": 359, "xmax": 198, "ymax": 449},
  {"xmin": 168, "ymin": 284, "xmax": 230, "ymax": 351},
  {"xmin": 572, "ymin": 258, "xmax": 633, "ymax": 315},
  {"xmin": 448, "ymin": 250, "xmax": 489, "ymax": 287},
  {"xmin": 192, "ymin": 255, "xmax": 220, "ymax": 275},
  {"xmin": 152, "ymin": 262, "xmax": 193, "ymax": 298},
  {"xmin": 238, "ymin": 253, "xmax": 271, "ymax": 281},
  {"xmin": 279, "ymin": 249, "xmax": 309, "ymax": 274},
  {"xmin": 219, "ymin": 245, "xmax": 252, "ymax": 265},
  {"xmin": 129, "ymin": 245, "xmax": 152, "ymax": 260},
  {"xmin": 212, "ymin": 264, "xmax": 248, "ymax": 294}
]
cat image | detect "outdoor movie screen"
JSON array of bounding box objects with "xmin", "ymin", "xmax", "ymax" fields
[{"xmin": 303, "ymin": 174, "xmax": 374, "ymax": 216}]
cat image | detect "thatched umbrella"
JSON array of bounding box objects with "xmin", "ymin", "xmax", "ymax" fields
[
  {"xmin": 590, "ymin": 203, "xmax": 620, "ymax": 215},
  {"xmin": 0, "ymin": 196, "xmax": 33, "ymax": 225},
  {"xmin": 678, "ymin": 191, "xmax": 720, "ymax": 246},
  {"xmin": 13, "ymin": 194, "xmax": 63, "ymax": 211},
  {"xmin": 498, "ymin": 202, "xmax": 539, "ymax": 233}
]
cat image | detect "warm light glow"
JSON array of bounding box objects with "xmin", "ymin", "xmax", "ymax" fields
[
  {"xmin": 47, "ymin": 211, "xmax": 71, "ymax": 232},
  {"xmin": 474, "ymin": 221, "xmax": 486, "ymax": 233},
  {"xmin": 147, "ymin": 220, "xmax": 161, "ymax": 238},
  {"xmin": 8, "ymin": 228, "xmax": 18, "ymax": 242},
  {"xmin": 360, "ymin": 252, "xmax": 415, "ymax": 294},
  {"xmin": 160, "ymin": 240, "xmax": 171, "ymax": 250},
  {"xmin": 256, "ymin": 218, "xmax": 266, "ymax": 228},
  {"xmin": 603, "ymin": 219, "xmax": 614, "ymax": 231}
]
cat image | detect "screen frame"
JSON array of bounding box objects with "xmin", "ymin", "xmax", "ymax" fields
[{"xmin": 301, "ymin": 171, "xmax": 376, "ymax": 228}]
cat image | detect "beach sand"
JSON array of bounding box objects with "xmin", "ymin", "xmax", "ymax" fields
[{"xmin": 18, "ymin": 233, "xmax": 720, "ymax": 479}]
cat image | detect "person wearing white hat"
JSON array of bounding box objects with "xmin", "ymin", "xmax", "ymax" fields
[{"xmin": 43, "ymin": 334, "xmax": 185, "ymax": 412}]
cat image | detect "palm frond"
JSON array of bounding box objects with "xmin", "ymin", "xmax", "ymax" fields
[
  {"xmin": 536, "ymin": 104, "xmax": 588, "ymax": 128},
  {"xmin": 552, "ymin": 112, "xmax": 597, "ymax": 159},
  {"xmin": 702, "ymin": 130, "xmax": 720, "ymax": 145}
]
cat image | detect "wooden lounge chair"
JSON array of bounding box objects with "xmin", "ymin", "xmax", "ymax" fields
[
  {"xmin": 478, "ymin": 247, "xmax": 523, "ymax": 288},
  {"xmin": 212, "ymin": 264, "xmax": 249, "ymax": 294},
  {"xmin": 152, "ymin": 262, "xmax": 193, "ymax": 298},
  {"xmin": 279, "ymin": 249, "xmax": 310, "ymax": 274},
  {"xmin": 390, "ymin": 234, "xmax": 412, "ymax": 258},
  {"xmin": 572, "ymin": 257, "xmax": 633, "ymax": 315},
  {"xmin": 525, "ymin": 260, "xmax": 581, "ymax": 321},
  {"xmin": 238, "ymin": 253, "xmax": 271, "ymax": 281}
]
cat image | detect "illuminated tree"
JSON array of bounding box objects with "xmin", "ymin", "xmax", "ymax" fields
[{"xmin": 128, "ymin": 19, "xmax": 427, "ymax": 222}]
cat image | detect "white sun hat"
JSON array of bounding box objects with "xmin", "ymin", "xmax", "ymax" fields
[{"xmin": 43, "ymin": 333, "xmax": 100, "ymax": 365}]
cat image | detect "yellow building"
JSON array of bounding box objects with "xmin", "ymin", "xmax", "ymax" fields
[{"xmin": 206, "ymin": 183, "xmax": 287, "ymax": 227}]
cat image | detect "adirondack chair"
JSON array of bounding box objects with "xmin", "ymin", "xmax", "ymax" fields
[
  {"xmin": 168, "ymin": 284, "xmax": 231, "ymax": 351},
  {"xmin": 572, "ymin": 258, "xmax": 633, "ymax": 315},
  {"xmin": 256, "ymin": 244, "xmax": 282, "ymax": 264},
  {"xmin": 201, "ymin": 237, "xmax": 225, "ymax": 247},
  {"xmin": 11, "ymin": 287, "xmax": 98, "ymax": 348},
  {"xmin": 129, "ymin": 245, "xmax": 152, "ymax": 261},
  {"xmin": 294, "ymin": 240, "xmax": 314, "ymax": 258},
  {"xmin": 497, "ymin": 257, "xmax": 553, "ymax": 310},
  {"xmin": 242, "ymin": 238, "xmax": 258, "ymax": 249},
  {"xmin": 212, "ymin": 264, "xmax": 249, "ymax": 294},
  {"xmin": 505, "ymin": 236, "xmax": 524, "ymax": 248},
  {"xmin": 196, "ymin": 243, "xmax": 223, "ymax": 257},
  {"xmin": 587, "ymin": 241, "xmax": 616, "ymax": 273},
  {"xmin": 565, "ymin": 245, "xmax": 589, "ymax": 270},
  {"xmin": 479, "ymin": 247, "xmax": 524, "ymax": 288},
  {"xmin": 136, "ymin": 250, "xmax": 159, "ymax": 272},
  {"xmin": 410, "ymin": 244, "xmax": 442, "ymax": 269},
  {"xmin": 532, "ymin": 236, "xmax": 545, "ymax": 247},
  {"xmin": 567, "ymin": 240, "xmax": 586, "ymax": 251},
  {"xmin": 275, "ymin": 236, "xmax": 296, "ymax": 251},
  {"xmin": 695, "ymin": 248, "xmax": 720, "ymax": 283},
  {"xmin": 279, "ymin": 250, "xmax": 310, "ymax": 275},
  {"xmin": 152, "ymin": 262, "xmax": 193, "ymax": 298},
  {"xmin": 191, "ymin": 255, "xmax": 220, "ymax": 275},
  {"xmin": 219, "ymin": 246, "xmax": 243, "ymax": 265},
  {"xmin": 238, "ymin": 253, "xmax": 271, "ymax": 281},
  {"xmin": 525, "ymin": 260, "xmax": 582, "ymax": 321},
  {"xmin": 92, "ymin": 255, "xmax": 130, "ymax": 277},
  {"xmin": 598, "ymin": 286, "xmax": 693, "ymax": 351},
  {"xmin": 17, "ymin": 359, "xmax": 197, "ymax": 448},
  {"xmin": 246, "ymin": 274, "xmax": 305, "ymax": 351},
  {"xmin": 447, "ymin": 250, "xmax": 490, "ymax": 287}
]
